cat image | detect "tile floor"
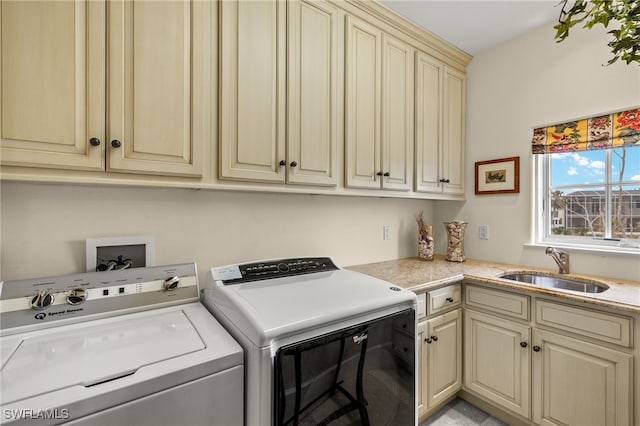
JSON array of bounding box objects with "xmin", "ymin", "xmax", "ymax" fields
[{"xmin": 420, "ymin": 398, "xmax": 508, "ymax": 426}]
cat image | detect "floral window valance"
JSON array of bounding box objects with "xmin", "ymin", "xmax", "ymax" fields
[{"xmin": 532, "ymin": 108, "xmax": 640, "ymax": 154}]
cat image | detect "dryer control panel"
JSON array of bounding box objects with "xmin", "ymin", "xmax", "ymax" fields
[
  {"xmin": 213, "ymin": 257, "xmax": 338, "ymax": 285},
  {"xmin": 0, "ymin": 263, "xmax": 198, "ymax": 334}
]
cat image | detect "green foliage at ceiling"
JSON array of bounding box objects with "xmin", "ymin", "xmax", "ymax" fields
[{"xmin": 554, "ymin": 0, "xmax": 640, "ymax": 65}]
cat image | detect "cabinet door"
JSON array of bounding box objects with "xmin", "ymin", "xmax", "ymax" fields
[
  {"xmin": 380, "ymin": 34, "xmax": 413, "ymax": 191},
  {"xmin": 287, "ymin": 0, "xmax": 339, "ymax": 186},
  {"xmin": 464, "ymin": 309, "xmax": 531, "ymax": 419},
  {"xmin": 532, "ymin": 329, "xmax": 632, "ymax": 426},
  {"xmin": 345, "ymin": 15, "xmax": 381, "ymax": 189},
  {"xmin": 0, "ymin": 0, "xmax": 105, "ymax": 170},
  {"xmin": 415, "ymin": 53, "xmax": 442, "ymax": 193},
  {"xmin": 425, "ymin": 309, "xmax": 462, "ymax": 409},
  {"xmin": 441, "ymin": 67, "xmax": 465, "ymax": 195},
  {"xmin": 108, "ymin": 0, "xmax": 204, "ymax": 176},
  {"xmin": 219, "ymin": 0, "xmax": 286, "ymax": 182},
  {"xmin": 417, "ymin": 319, "xmax": 428, "ymax": 417}
]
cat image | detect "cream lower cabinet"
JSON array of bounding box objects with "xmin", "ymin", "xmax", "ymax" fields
[
  {"xmin": 417, "ymin": 285, "xmax": 462, "ymax": 420},
  {"xmin": 219, "ymin": 0, "xmax": 339, "ymax": 186},
  {"xmin": 0, "ymin": 0, "xmax": 206, "ymax": 177},
  {"xmin": 420, "ymin": 309, "xmax": 462, "ymax": 415},
  {"xmin": 414, "ymin": 53, "xmax": 465, "ymax": 195},
  {"xmin": 532, "ymin": 327, "xmax": 632, "ymax": 426},
  {"xmin": 463, "ymin": 284, "xmax": 634, "ymax": 426},
  {"xmin": 345, "ymin": 15, "xmax": 413, "ymax": 191},
  {"xmin": 464, "ymin": 309, "xmax": 531, "ymax": 419}
]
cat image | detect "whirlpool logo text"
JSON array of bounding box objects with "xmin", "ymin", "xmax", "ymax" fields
[{"xmin": 352, "ymin": 333, "xmax": 368, "ymax": 345}]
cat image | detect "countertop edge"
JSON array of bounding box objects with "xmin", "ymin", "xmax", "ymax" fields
[{"xmin": 347, "ymin": 257, "xmax": 640, "ymax": 315}]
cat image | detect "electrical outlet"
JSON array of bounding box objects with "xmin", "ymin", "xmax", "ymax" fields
[
  {"xmin": 479, "ymin": 225, "xmax": 489, "ymax": 240},
  {"xmin": 383, "ymin": 225, "xmax": 391, "ymax": 241}
]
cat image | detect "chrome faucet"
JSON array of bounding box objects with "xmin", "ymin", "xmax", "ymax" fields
[{"xmin": 545, "ymin": 247, "xmax": 570, "ymax": 274}]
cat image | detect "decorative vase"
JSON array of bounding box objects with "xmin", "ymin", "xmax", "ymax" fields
[
  {"xmin": 444, "ymin": 221, "xmax": 467, "ymax": 262},
  {"xmin": 417, "ymin": 224, "xmax": 434, "ymax": 261}
]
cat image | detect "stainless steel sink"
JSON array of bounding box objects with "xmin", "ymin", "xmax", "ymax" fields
[{"xmin": 500, "ymin": 272, "xmax": 609, "ymax": 293}]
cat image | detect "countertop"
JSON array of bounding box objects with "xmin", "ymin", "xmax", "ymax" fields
[{"xmin": 347, "ymin": 256, "xmax": 640, "ymax": 314}]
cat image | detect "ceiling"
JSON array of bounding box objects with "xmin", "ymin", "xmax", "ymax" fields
[{"xmin": 380, "ymin": 0, "xmax": 561, "ymax": 56}]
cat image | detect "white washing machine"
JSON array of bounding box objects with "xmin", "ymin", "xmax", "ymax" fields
[
  {"xmin": 201, "ymin": 257, "xmax": 417, "ymax": 426},
  {"xmin": 0, "ymin": 263, "xmax": 243, "ymax": 426}
]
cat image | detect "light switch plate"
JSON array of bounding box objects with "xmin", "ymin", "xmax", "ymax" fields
[{"xmin": 479, "ymin": 225, "xmax": 489, "ymax": 240}]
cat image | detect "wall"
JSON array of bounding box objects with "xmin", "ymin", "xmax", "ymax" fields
[
  {"xmin": 0, "ymin": 182, "xmax": 433, "ymax": 280},
  {"xmin": 434, "ymin": 22, "xmax": 640, "ymax": 281}
]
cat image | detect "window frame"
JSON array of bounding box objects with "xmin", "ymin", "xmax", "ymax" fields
[{"xmin": 534, "ymin": 148, "xmax": 640, "ymax": 254}]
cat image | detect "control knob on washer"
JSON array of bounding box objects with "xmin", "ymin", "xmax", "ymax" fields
[
  {"xmin": 163, "ymin": 276, "xmax": 180, "ymax": 291},
  {"xmin": 67, "ymin": 288, "xmax": 87, "ymax": 305},
  {"xmin": 30, "ymin": 290, "xmax": 54, "ymax": 310}
]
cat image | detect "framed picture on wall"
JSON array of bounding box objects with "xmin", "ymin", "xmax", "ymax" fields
[{"xmin": 474, "ymin": 156, "xmax": 520, "ymax": 195}]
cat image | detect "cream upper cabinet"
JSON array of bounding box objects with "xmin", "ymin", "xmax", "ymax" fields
[
  {"xmin": 0, "ymin": 0, "xmax": 205, "ymax": 177},
  {"xmin": 219, "ymin": 0, "xmax": 286, "ymax": 183},
  {"xmin": 415, "ymin": 53, "xmax": 465, "ymax": 195},
  {"xmin": 532, "ymin": 329, "xmax": 632, "ymax": 426},
  {"xmin": 287, "ymin": 0, "xmax": 339, "ymax": 186},
  {"xmin": 107, "ymin": 0, "xmax": 204, "ymax": 176},
  {"xmin": 345, "ymin": 15, "xmax": 413, "ymax": 191},
  {"xmin": 0, "ymin": 0, "xmax": 105, "ymax": 170},
  {"xmin": 220, "ymin": 0, "xmax": 339, "ymax": 186},
  {"xmin": 464, "ymin": 309, "xmax": 531, "ymax": 419}
]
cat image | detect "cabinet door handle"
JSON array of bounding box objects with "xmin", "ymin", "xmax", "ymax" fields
[
  {"xmin": 383, "ymin": 172, "xmax": 390, "ymax": 177},
  {"xmin": 520, "ymin": 342, "xmax": 528, "ymax": 348},
  {"xmin": 111, "ymin": 140, "xmax": 122, "ymax": 148},
  {"xmin": 289, "ymin": 161, "xmax": 297, "ymax": 167},
  {"xmin": 533, "ymin": 345, "xmax": 541, "ymax": 352},
  {"xmin": 89, "ymin": 137, "xmax": 101, "ymax": 147},
  {"xmin": 446, "ymin": 297, "xmax": 454, "ymax": 303},
  {"xmin": 376, "ymin": 171, "xmax": 383, "ymax": 176},
  {"xmin": 439, "ymin": 178, "xmax": 450, "ymax": 183},
  {"xmin": 425, "ymin": 337, "xmax": 432, "ymax": 344},
  {"xmin": 279, "ymin": 160, "xmax": 286, "ymax": 166},
  {"xmin": 431, "ymin": 335, "xmax": 438, "ymax": 342}
]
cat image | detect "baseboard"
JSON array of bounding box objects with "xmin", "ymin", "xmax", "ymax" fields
[{"xmin": 457, "ymin": 390, "xmax": 533, "ymax": 426}]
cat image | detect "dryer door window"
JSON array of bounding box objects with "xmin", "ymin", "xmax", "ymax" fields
[{"xmin": 273, "ymin": 308, "xmax": 415, "ymax": 426}]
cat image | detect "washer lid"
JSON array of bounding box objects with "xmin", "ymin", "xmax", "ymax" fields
[
  {"xmin": 208, "ymin": 268, "xmax": 415, "ymax": 347},
  {"xmin": 1, "ymin": 310, "xmax": 204, "ymax": 405}
]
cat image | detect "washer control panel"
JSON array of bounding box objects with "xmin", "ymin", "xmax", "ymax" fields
[
  {"xmin": 0, "ymin": 263, "xmax": 198, "ymax": 333},
  {"xmin": 217, "ymin": 257, "xmax": 338, "ymax": 285}
]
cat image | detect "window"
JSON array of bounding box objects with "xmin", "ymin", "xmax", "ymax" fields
[{"xmin": 537, "ymin": 146, "xmax": 640, "ymax": 251}]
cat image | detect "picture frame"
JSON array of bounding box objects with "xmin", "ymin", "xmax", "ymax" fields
[{"xmin": 474, "ymin": 156, "xmax": 520, "ymax": 195}]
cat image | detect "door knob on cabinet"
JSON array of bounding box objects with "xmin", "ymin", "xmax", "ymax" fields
[
  {"xmin": 279, "ymin": 160, "xmax": 286, "ymax": 166},
  {"xmin": 533, "ymin": 345, "xmax": 541, "ymax": 352},
  {"xmin": 111, "ymin": 139, "xmax": 122, "ymax": 148},
  {"xmin": 376, "ymin": 171, "xmax": 383, "ymax": 176},
  {"xmin": 446, "ymin": 297, "xmax": 454, "ymax": 303},
  {"xmin": 425, "ymin": 337, "xmax": 432, "ymax": 344},
  {"xmin": 520, "ymin": 342, "xmax": 528, "ymax": 348},
  {"xmin": 89, "ymin": 137, "xmax": 101, "ymax": 147},
  {"xmin": 439, "ymin": 178, "xmax": 450, "ymax": 183},
  {"xmin": 431, "ymin": 335, "xmax": 438, "ymax": 342},
  {"xmin": 383, "ymin": 172, "xmax": 390, "ymax": 177},
  {"xmin": 289, "ymin": 161, "xmax": 297, "ymax": 167}
]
